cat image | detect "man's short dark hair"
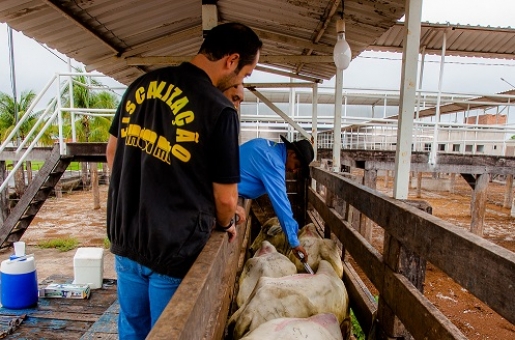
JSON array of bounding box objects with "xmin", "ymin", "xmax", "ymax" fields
[{"xmin": 199, "ymin": 22, "xmax": 263, "ymax": 72}]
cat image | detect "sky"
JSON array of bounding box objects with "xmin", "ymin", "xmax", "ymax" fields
[{"xmin": 1, "ymin": 0, "xmax": 515, "ymax": 106}]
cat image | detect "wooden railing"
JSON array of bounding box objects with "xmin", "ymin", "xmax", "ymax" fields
[
  {"xmin": 309, "ymin": 166, "xmax": 515, "ymax": 339},
  {"xmin": 147, "ymin": 200, "xmax": 252, "ymax": 340},
  {"xmin": 146, "ymin": 165, "xmax": 515, "ymax": 339}
]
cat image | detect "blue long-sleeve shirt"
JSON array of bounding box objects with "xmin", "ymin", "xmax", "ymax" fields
[{"xmin": 238, "ymin": 138, "xmax": 300, "ymax": 248}]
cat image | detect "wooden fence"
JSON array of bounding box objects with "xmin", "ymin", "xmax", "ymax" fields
[
  {"xmin": 309, "ymin": 166, "xmax": 515, "ymax": 339},
  {"xmin": 146, "ymin": 165, "xmax": 515, "ymax": 339}
]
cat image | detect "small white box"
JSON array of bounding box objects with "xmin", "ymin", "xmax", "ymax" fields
[{"xmin": 73, "ymin": 247, "xmax": 104, "ymax": 289}]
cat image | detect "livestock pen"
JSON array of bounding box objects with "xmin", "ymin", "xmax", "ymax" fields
[{"xmin": 147, "ymin": 165, "xmax": 515, "ymax": 340}]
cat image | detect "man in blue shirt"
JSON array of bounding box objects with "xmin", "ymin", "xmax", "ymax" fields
[{"xmin": 238, "ymin": 135, "xmax": 314, "ymax": 261}]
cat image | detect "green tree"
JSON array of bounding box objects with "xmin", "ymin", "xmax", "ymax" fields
[
  {"xmin": 0, "ymin": 90, "xmax": 40, "ymax": 198},
  {"xmin": 57, "ymin": 68, "xmax": 119, "ymax": 208},
  {"xmin": 0, "ymin": 90, "xmax": 38, "ymax": 142}
]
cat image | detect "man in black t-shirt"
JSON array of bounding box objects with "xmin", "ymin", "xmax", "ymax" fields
[{"xmin": 106, "ymin": 23, "xmax": 262, "ymax": 339}]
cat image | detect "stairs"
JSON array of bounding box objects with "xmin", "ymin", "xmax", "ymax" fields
[{"xmin": 0, "ymin": 145, "xmax": 72, "ymax": 249}]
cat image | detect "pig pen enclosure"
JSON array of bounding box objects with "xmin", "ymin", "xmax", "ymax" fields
[{"xmin": 146, "ymin": 166, "xmax": 515, "ymax": 340}]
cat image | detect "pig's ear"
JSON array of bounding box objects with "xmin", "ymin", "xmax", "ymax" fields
[{"xmin": 267, "ymin": 224, "xmax": 283, "ymax": 236}]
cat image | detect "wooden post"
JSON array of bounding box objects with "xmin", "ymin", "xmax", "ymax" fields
[
  {"xmin": 324, "ymin": 180, "xmax": 334, "ymax": 239},
  {"xmin": 26, "ymin": 161, "xmax": 33, "ymax": 185},
  {"xmin": 91, "ymin": 162, "xmax": 100, "ymax": 210},
  {"xmin": 0, "ymin": 161, "xmax": 8, "ymax": 224},
  {"xmin": 504, "ymin": 174, "xmax": 514, "ymax": 209},
  {"xmin": 54, "ymin": 182, "xmax": 63, "ymax": 199},
  {"xmin": 416, "ymin": 172, "xmax": 422, "ymax": 198},
  {"xmin": 384, "ymin": 170, "xmax": 390, "ymax": 189},
  {"xmin": 362, "ymin": 169, "xmax": 377, "ymax": 242},
  {"xmin": 377, "ymin": 200, "xmax": 430, "ymax": 340},
  {"xmin": 351, "ymin": 174, "xmax": 364, "ymax": 233},
  {"xmin": 471, "ymin": 173, "xmax": 488, "ymax": 236}
]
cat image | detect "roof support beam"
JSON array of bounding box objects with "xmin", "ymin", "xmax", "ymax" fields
[
  {"xmin": 296, "ymin": 0, "xmax": 340, "ymax": 74},
  {"xmin": 120, "ymin": 26, "xmax": 202, "ymax": 58},
  {"xmin": 125, "ymin": 55, "xmax": 334, "ymax": 66},
  {"xmin": 254, "ymin": 65, "xmax": 322, "ymax": 83},
  {"xmin": 393, "ymin": 0, "xmax": 423, "ymax": 200},
  {"xmin": 252, "ymin": 28, "xmax": 335, "ymax": 54},
  {"xmin": 42, "ymin": 0, "xmax": 121, "ymax": 55}
]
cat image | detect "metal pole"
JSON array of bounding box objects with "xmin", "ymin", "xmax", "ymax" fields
[
  {"xmin": 393, "ymin": 0, "xmax": 423, "ymax": 199},
  {"xmin": 7, "ymin": 26, "xmax": 19, "ymax": 145},
  {"xmin": 312, "ymin": 83, "xmax": 318, "ymax": 159},
  {"xmin": 414, "ymin": 47, "xmax": 426, "ymax": 151},
  {"xmin": 311, "ymin": 83, "xmax": 318, "ymax": 190},
  {"xmin": 333, "ymin": 69, "xmax": 343, "ymax": 172},
  {"xmin": 69, "ymin": 59, "xmax": 76, "ymax": 142},
  {"xmin": 431, "ymin": 31, "xmax": 447, "ymax": 165}
]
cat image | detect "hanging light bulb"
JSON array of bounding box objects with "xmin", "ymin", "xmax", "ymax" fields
[{"xmin": 333, "ymin": 18, "xmax": 351, "ymax": 70}]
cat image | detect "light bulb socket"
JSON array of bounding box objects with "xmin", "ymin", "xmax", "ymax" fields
[{"xmin": 336, "ymin": 18, "xmax": 345, "ymax": 35}]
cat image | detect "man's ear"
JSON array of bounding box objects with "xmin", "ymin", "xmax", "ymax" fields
[{"xmin": 225, "ymin": 53, "xmax": 240, "ymax": 70}]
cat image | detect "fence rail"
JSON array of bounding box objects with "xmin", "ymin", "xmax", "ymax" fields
[{"xmin": 309, "ymin": 166, "xmax": 515, "ymax": 339}]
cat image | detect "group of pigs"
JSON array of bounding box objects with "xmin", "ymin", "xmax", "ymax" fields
[{"xmin": 226, "ymin": 217, "xmax": 351, "ymax": 340}]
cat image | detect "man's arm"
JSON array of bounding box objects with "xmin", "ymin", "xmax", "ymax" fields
[
  {"xmin": 259, "ymin": 164, "xmax": 309, "ymax": 261},
  {"xmin": 213, "ymin": 182, "xmax": 239, "ymax": 242},
  {"xmin": 106, "ymin": 135, "xmax": 117, "ymax": 170}
]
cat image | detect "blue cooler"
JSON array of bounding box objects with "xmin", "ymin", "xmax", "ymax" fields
[{"xmin": 1, "ymin": 255, "xmax": 38, "ymax": 309}]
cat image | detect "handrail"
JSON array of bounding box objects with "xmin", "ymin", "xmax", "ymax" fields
[
  {"xmin": 0, "ymin": 74, "xmax": 58, "ymax": 154},
  {"xmin": 0, "ymin": 71, "xmax": 119, "ymax": 197},
  {"xmin": 0, "ymin": 109, "xmax": 59, "ymax": 193}
]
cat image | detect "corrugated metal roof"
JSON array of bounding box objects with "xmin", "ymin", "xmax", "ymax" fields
[
  {"xmin": 372, "ymin": 22, "xmax": 515, "ymax": 59},
  {"xmin": 414, "ymin": 89, "xmax": 515, "ymax": 118},
  {"xmin": 0, "ymin": 0, "xmax": 406, "ymax": 85}
]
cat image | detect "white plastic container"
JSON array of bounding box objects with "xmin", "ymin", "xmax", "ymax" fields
[{"xmin": 73, "ymin": 247, "xmax": 104, "ymax": 289}]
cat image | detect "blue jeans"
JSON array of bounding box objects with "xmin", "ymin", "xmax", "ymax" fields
[{"xmin": 115, "ymin": 255, "xmax": 182, "ymax": 339}]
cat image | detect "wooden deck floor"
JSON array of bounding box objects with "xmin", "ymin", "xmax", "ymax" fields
[{"xmin": 0, "ymin": 274, "xmax": 118, "ymax": 339}]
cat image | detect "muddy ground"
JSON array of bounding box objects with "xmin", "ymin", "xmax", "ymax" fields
[{"xmin": 1, "ymin": 174, "xmax": 514, "ymax": 339}]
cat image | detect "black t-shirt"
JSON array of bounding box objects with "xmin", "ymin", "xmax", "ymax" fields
[{"xmin": 107, "ymin": 63, "xmax": 239, "ymax": 278}]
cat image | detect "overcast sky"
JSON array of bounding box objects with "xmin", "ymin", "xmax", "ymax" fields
[{"xmin": 1, "ymin": 0, "xmax": 515, "ymax": 102}]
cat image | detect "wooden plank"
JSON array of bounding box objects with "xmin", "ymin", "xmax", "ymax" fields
[
  {"xmin": 342, "ymin": 261, "xmax": 377, "ymax": 339},
  {"xmin": 310, "ymin": 187, "xmax": 466, "ymax": 339},
  {"xmin": 29, "ymin": 312, "xmax": 100, "ymax": 322},
  {"xmin": 80, "ymin": 301, "xmax": 119, "ymax": 339},
  {"xmin": 80, "ymin": 309, "xmax": 118, "ymax": 334},
  {"xmin": 362, "ymin": 169, "xmax": 376, "ymax": 241},
  {"xmin": 0, "ymin": 145, "xmax": 62, "ymax": 246},
  {"xmin": 9, "ymin": 328, "xmax": 85, "ymax": 339},
  {"xmin": 10, "ymin": 317, "xmax": 91, "ymax": 333},
  {"xmin": 318, "ymin": 149, "xmax": 515, "ymax": 175},
  {"xmin": 80, "ymin": 332, "xmax": 118, "ymax": 340},
  {"xmin": 203, "ymin": 200, "xmax": 252, "ymax": 340},
  {"xmin": 312, "ymin": 166, "xmax": 515, "ymax": 325},
  {"xmin": 65, "ymin": 143, "xmax": 108, "ymax": 163},
  {"xmin": 504, "ymin": 174, "xmax": 514, "ymax": 208},
  {"xmin": 470, "ymin": 173, "xmax": 488, "ymax": 236},
  {"xmin": 0, "ymin": 147, "xmax": 54, "ymax": 161},
  {"xmin": 382, "ymin": 271, "xmax": 466, "ymax": 340},
  {"xmin": 147, "ymin": 220, "xmax": 248, "ymax": 340},
  {"xmin": 308, "ymin": 187, "xmax": 384, "ymax": 290}
]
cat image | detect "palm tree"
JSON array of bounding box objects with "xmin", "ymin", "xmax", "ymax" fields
[
  {"xmin": 0, "ymin": 90, "xmax": 39, "ymax": 199},
  {"xmin": 0, "ymin": 90, "xmax": 38, "ymax": 142},
  {"xmin": 58, "ymin": 68, "xmax": 118, "ymax": 208}
]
